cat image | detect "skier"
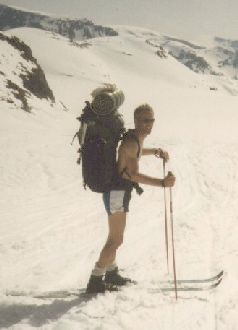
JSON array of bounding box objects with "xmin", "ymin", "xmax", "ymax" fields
[{"xmin": 86, "ymin": 103, "xmax": 176, "ymax": 293}]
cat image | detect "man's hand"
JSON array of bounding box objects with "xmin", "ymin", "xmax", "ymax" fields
[
  {"xmin": 155, "ymin": 148, "xmax": 169, "ymax": 162},
  {"xmin": 163, "ymin": 172, "xmax": 176, "ymax": 187}
]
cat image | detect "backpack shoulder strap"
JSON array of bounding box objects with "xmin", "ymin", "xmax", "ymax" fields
[
  {"xmin": 122, "ymin": 130, "xmax": 140, "ymax": 158},
  {"xmin": 119, "ymin": 130, "xmax": 144, "ymax": 195}
]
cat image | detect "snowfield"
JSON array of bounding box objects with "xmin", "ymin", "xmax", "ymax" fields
[{"xmin": 0, "ymin": 26, "xmax": 238, "ymax": 329}]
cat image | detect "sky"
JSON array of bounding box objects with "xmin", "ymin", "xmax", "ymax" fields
[{"xmin": 0, "ymin": 0, "xmax": 238, "ymax": 42}]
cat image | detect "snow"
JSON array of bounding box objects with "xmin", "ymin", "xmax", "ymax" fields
[{"xmin": 0, "ymin": 25, "xmax": 238, "ymax": 329}]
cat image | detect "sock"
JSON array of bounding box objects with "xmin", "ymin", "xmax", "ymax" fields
[
  {"xmin": 106, "ymin": 261, "xmax": 118, "ymax": 272},
  {"xmin": 91, "ymin": 263, "xmax": 106, "ymax": 277}
]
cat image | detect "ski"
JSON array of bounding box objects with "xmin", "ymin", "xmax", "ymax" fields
[
  {"xmin": 6, "ymin": 278, "xmax": 222, "ymax": 299},
  {"xmin": 5, "ymin": 271, "xmax": 223, "ymax": 299},
  {"xmin": 153, "ymin": 276, "xmax": 223, "ymax": 293},
  {"xmin": 159, "ymin": 270, "xmax": 223, "ymax": 285},
  {"xmin": 6, "ymin": 285, "xmax": 119, "ymax": 299},
  {"xmin": 6, "ymin": 289, "xmax": 84, "ymax": 299}
]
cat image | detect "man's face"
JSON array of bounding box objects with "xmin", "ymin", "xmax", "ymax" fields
[{"xmin": 135, "ymin": 110, "xmax": 155, "ymax": 136}]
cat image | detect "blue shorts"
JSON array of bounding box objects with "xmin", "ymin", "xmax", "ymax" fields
[{"xmin": 102, "ymin": 190, "xmax": 132, "ymax": 215}]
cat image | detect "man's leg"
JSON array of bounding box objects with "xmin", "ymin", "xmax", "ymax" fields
[
  {"xmin": 96, "ymin": 211, "xmax": 126, "ymax": 269},
  {"xmin": 87, "ymin": 189, "xmax": 131, "ymax": 293},
  {"xmin": 98, "ymin": 212, "xmax": 133, "ymax": 286},
  {"xmin": 86, "ymin": 212, "xmax": 126, "ymax": 293}
]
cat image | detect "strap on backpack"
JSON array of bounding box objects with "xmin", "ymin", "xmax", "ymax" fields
[
  {"xmin": 122, "ymin": 130, "xmax": 141, "ymax": 158},
  {"xmin": 120, "ymin": 131, "xmax": 143, "ymax": 195}
]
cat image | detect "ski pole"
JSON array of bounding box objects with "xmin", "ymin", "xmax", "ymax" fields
[
  {"xmin": 168, "ymin": 173, "xmax": 178, "ymax": 300},
  {"xmin": 163, "ymin": 160, "xmax": 169, "ymax": 274},
  {"xmin": 155, "ymin": 155, "xmax": 169, "ymax": 274}
]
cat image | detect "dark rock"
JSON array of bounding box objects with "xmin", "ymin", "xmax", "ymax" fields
[
  {"xmin": 20, "ymin": 66, "xmax": 55, "ymax": 101},
  {"xmin": 6, "ymin": 79, "xmax": 31, "ymax": 112},
  {"xmin": 1, "ymin": 32, "xmax": 55, "ymax": 110},
  {"xmin": 0, "ymin": 33, "xmax": 36, "ymax": 63},
  {"xmin": 156, "ymin": 46, "xmax": 167, "ymax": 58},
  {"xmin": 0, "ymin": 4, "xmax": 118, "ymax": 41},
  {"xmin": 169, "ymin": 49, "xmax": 215, "ymax": 74}
]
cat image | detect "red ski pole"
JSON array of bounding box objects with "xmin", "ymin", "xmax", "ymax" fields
[
  {"xmin": 163, "ymin": 160, "xmax": 169, "ymax": 274},
  {"xmin": 156, "ymin": 155, "xmax": 169, "ymax": 274},
  {"xmin": 168, "ymin": 171, "xmax": 178, "ymax": 300}
]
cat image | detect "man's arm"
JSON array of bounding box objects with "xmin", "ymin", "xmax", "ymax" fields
[
  {"xmin": 142, "ymin": 147, "xmax": 169, "ymax": 162},
  {"xmin": 121, "ymin": 141, "xmax": 174, "ymax": 187},
  {"xmin": 142, "ymin": 148, "xmax": 159, "ymax": 156}
]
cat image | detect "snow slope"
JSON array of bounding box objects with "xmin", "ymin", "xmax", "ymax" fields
[
  {"xmin": 0, "ymin": 26, "xmax": 238, "ymax": 330},
  {"xmin": 0, "ymin": 32, "xmax": 55, "ymax": 113}
]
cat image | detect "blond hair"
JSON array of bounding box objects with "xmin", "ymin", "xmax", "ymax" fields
[{"xmin": 134, "ymin": 103, "xmax": 154, "ymax": 120}]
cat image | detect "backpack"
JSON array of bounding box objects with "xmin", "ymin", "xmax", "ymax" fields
[{"xmin": 72, "ymin": 90, "xmax": 143, "ymax": 194}]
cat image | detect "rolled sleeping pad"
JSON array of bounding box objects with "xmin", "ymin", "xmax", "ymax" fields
[{"xmin": 91, "ymin": 90, "xmax": 125, "ymax": 116}]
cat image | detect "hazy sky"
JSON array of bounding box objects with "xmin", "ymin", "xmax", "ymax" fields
[{"xmin": 0, "ymin": 0, "xmax": 237, "ymax": 42}]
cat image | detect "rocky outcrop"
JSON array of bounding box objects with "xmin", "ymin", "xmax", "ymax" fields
[
  {"xmin": 214, "ymin": 38, "xmax": 238, "ymax": 69},
  {"xmin": 146, "ymin": 35, "xmax": 238, "ymax": 78},
  {"xmin": 168, "ymin": 49, "xmax": 215, "ymax": 74},
  {"xmin": 0, "ymin": 4, "xmax": 118, "ymax": 41},
  {"xmin": 0, "ymin": 33, "xmax": 54, "ymax": 111}
]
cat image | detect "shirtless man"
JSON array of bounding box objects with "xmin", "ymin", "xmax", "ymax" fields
[{"xmin": 86, "ymin": 103, "xmax": 176, "ymax": 293}]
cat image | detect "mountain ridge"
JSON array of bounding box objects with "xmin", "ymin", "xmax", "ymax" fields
[
  {"xmin": 1, "ymin": 4, "xmax": 237, "ymax": 82},
  {"xmin": 0, "ymin": 4, "xmax": 118, "ymax": 41}
]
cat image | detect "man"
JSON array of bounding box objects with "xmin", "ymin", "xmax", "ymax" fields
[{"xmin": 86, "ymin": 103, "xmax": 176, "ymax": 293}]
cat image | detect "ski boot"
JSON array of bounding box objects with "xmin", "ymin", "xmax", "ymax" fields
[
  {"xmin": 86, "ymin": 275, "xmax": 119, "ymax": 294},
  {"xmin": 86, "ymin": 275, "xmax": 106, "ymax": 294},
  {"xmin": 104, "ymin": 267, "xmax": 135, "ymax": 286}
]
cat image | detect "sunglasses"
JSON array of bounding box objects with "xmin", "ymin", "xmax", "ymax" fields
[{"xmin": 140, "ymin": 118, "xmax": 155, "ymax": 124}]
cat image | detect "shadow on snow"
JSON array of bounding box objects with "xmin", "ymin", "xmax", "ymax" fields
[{"xmin": 0, "ymin": 293, "xmax": 94, "ymax": 328}]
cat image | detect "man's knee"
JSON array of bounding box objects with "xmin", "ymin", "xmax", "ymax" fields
[{"xmin": 106, "ymin": 236, "xmax": 123, "ymax": 250}]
